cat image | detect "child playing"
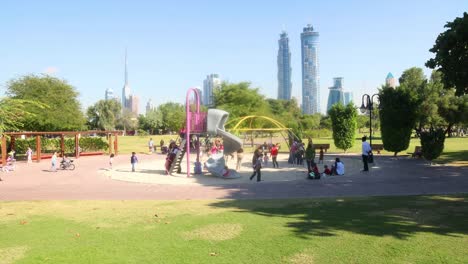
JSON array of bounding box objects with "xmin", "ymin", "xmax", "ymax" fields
[
  {"xmin": 323, "ymin": 165, "xmax": 332, "ymax": 176},
  {"xmin": 308, "ymin": 162, "xmax": 320, "ymax": 179},
  {"xmin": 263, "ymin": 152, "xmax": 269, "ymax": 166},
  {"xmin": 318, "ymin": 146, "xmax": 324, "ymax": 164},
  {"xmin": 109, "ymin": 153, "xmax": 115, "ymax": 169},
  {"xmin": 26, "ymin": 147, "xmax": 33, "ymax": 164},
  {"xmin": 130, "ymin": 152, "xmax": 138, "ymax": 172}
]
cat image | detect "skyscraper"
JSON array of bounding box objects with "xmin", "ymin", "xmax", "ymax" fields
[
  {"xmin": 146, "ymin": 99, "xmax": 154, "ymax": 115},
  {"xmin": 129, "ymin": 95, "xmax": 139, "ymax": 115},
  {"xmin": 122, "ymin": 49, "xmax": 131, "ymax": 109},
  {"xmin": 301, "ymin": 24, "xmax": 320, "ymax": 114},
  {"xmin": 344, "ymin": 91, "xmax": 353, "ymax": 105},
  {"xmin": 327, "ymin": 77, "xmax": 345, "ymax": 111},
  {"xmin": 385, "ymin": 72, "xmax": 396, "ymax": 88},
  {"xmin": 203, "ymin": 74, "xmax": 221, "ymax": 106},
  {"xmin": 277, "ymin": 31, "xmax": 292, "ymax": 100},
  {"xmin": 105, "ymin": 88, "xmax": 114, "ymax": 100}
]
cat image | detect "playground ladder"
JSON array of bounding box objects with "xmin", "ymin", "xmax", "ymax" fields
[{"xmin": 169, "ymin": 139, "xmax": 186, "ymax": 174}]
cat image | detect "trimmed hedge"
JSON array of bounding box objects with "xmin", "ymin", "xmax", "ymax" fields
[{"xmin": 5, "ymin": 137, "xmax": 108, "ymax": 154}]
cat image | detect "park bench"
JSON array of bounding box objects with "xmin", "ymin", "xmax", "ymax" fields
[
  {"xmin": 314, "ymin": 144, "xmax": 330, "ymax": 153},
  {"xmin": 412, "ymin": 146, "xmax": 422, "ymax": 158},
  {"xmin": 371, "ymin": 144, "xmax": 384, "ymax": 154}
]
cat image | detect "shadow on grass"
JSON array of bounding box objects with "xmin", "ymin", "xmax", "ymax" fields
[
  {"xmin": 435, "ymin": 150, "xmax": 468, "ymax": 166},
  {"xmin": 210, "ymin": 195, "xmax": 468, "ymax": 240}
]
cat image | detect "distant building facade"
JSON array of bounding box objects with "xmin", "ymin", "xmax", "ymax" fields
[
  {"xmin": 327, "ymin": 77, "xmax": 345, "ymax": 111},
  {"xmin": 277, "ymin": 31, "xmax": 292, "ymax": 100},
  {"xmin": 146, "ymin": 99, "xmax": 154, "ymax": 115},
  {"xmin": 105, "ymin": 88, "xmax": 115, "ymax": 100},
  {"xmin": 344, "ymin": 91, "xmax": 353, "ymax": 105},
  {"xmin": 301, "ymin": 24, "xmax": 320, "ymax": 114},
  {"xmin": 385, "ymin": 72, "xmax": 396, "ymax": 88},
  {"xmin": 203, "ymin": 74, "xmax": 221, "ymax": 106},
  {"xmin": 129, "ymin": 95, "xmax": 139, "ymax": 115},
  {"xmin": 121, "ymin": 50, "xmax": 139, "ymax": 115}
]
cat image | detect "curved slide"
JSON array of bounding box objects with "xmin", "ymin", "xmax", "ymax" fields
[{"xmin": 204, "ymin": 109, "xmax": 243, "ymax": 178}]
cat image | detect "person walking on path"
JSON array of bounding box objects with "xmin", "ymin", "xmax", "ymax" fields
[
  {"xmin": 270, "ymin": 143, "xmax": 279, "ymax": 168},
  {"xmin": 361, "ymin": 136, "xmax": 372, "ymax": 172},
  {"xmin": 26, "ymin": 147, "xmax": 33, "ymax": 164},
  {"xmin": 131, "ymin": 152, "xmax": 138, "ymax": 172},
  {"xmin": 50, "ymin": 151, "xmax": 58, "ymax": 172},
  {"xmin": 250, "ymin": 149, "xmax": 262, "ymax": 182},
  {"xmin": 109, "ymin": 153, "xmax": 115, "ymax": 170},
  {"xmin": 236, "ymin": 148, "xmax": 244, "ymax": 171},
  {"xmin": 305, "ymin": 139, "xmax": 316, "ymax": 171},
  {"xmin": 148, "ymin": 138, "xmax": 154, "ymax": 153}
]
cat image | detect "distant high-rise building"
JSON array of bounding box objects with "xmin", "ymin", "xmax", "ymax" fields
[
  {"xmin": 327, "ymin": 77, "xmax": 345, "ymax": 111},
  {"xmin": 193, "ymin": 87, "xmax": 203, "ymax": 105},
  {"xmin": 203, "ymin": 74, "xmax": 221, "ymax": 106},
  {"xmin": 344, "ymin": 91, "xmax": 353, "ymax": 105},
  {"xmin": 385, "ymin": 72, "xmax": 396, "ymax": 88},
  {"xmin": 105, "ymin": 88, "xmax": 115, "ymax": 100},
  {"xmin": 301, "ymin": 24, "xmax": 320, "ymax": 114},
  {"xmin": 277, "ymin": 31, "xmax": 292, "ymax": 100},
  {"xmin": 129, "ymin": 95, "xmax": 139, "ymax": 115},
  {"xmin": 146, "ymin": 99, "xmax": 154, "ymax": 115},
  {"xmin": 122, "ymin": 49, "xmax": 131, "ymax": 110}
]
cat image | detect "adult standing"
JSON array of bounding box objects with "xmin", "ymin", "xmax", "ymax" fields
[
  {"xmin": 236, "ymin": 148, "xmax": 244, "ymax": 170},
  {"xmin": 361, "ymin": 136, "xmax": 372, "ymax": 172},
  {"xmin": 270, "ymin": 143, "xmax": 279, "ymax": 168},
  {"xmin": 250, "ymin": 149, "xmax": 262, "ymax": 182},
  {"xmin": 148, "ymin": 138, "xmax": 154, "ymax": 153},
  {"xmin": 305, "ymin": 139, "xmax": 316, "ymax": 171}
]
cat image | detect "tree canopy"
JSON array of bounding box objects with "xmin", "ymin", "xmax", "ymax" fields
[
  {"xmin": 86, "ymin": 99, "xmax": 121, "ymax": 131},
  {"xmin": 328, "ymin": 103, "xmax": 357, "ymax": 152},
  {"xmin": 426, "ymin": 12, "xmax": 468, "ymax": 96},
  {"xmin": 6, "ymin": 74, "xmax": 85, "ymax": 131}
]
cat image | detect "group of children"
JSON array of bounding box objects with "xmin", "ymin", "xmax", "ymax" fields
[{"xmin": 307, "ymin": 157, "xmax": 345, "ymax": 180}]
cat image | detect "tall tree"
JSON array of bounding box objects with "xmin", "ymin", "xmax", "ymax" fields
[
  {"xmin": 138, "ymin": 108, "xmax": 162, "ymax": 134},
  {"xmin": 86, "ymin": 99, "xmax": 121, "ymax": 130},
  {"xmin": 158, "ymin": 102, "xmax": 185, "ymax": 133},
  {"xmin": 213, "ymin": 82, "xmax": 270, "ymax": 120},
  {"xmin": 426, "ymin": 12, "xmax": 468, "ymax": 96},
  {"xmin": 117, "ymin": 108, "xmax": 138, "ymax": 132},
  {"xmin": 379, "ymin": 86, "xmax": 418, "ymax": 156},
  {"xmin": 0, "ymin": 98, "xmax": 47, "ymax": 133},
  {"xmin": 6, "ymin": 74, "xmax": 85, "ymax": 131},
  {"xmin": 328, "ymin": 103, "xmax": 357, "ymax": 152}
]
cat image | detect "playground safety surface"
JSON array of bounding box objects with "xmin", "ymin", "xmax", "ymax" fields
[{"xmin": 1, "ymin": 153, "xmax": 467, "ymax": 200}]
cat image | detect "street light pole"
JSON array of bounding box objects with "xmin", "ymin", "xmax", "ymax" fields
[{"xmin": 360, "ymin": 94, "xmax": 379, "ymax": 147}]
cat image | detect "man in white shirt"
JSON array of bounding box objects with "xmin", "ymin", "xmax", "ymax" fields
[{"xmin": 362, "ymin": 136, "xmax": 372, "ymax": 171}]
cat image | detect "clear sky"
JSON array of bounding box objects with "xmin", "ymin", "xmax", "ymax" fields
[{"xmin": 0, "ymin": 0, "xmax": 466, "ymax": 113}]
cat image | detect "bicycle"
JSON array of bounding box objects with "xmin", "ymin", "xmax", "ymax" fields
[{"xmin": 60, "ymin": 159, "xmax": 75, "ymax": 170}]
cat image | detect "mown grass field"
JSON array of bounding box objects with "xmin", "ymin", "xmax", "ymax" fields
[
  {"xmin": 117, "ymin": 134, "xmax": 468, "ymax": 165},
  {"xmin": 1, "ymin": 195, "xmax": 467, "ymax": 263}
]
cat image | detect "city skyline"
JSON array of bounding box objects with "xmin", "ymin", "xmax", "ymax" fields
[
  {"xmin": 0, "ymin": 1, "xmax": 466, "ymax": 113},
  {"xmin": 301, "ymin": 24, "xmax": 320, "ymax": 114},
  {"xmin": 277, "ymin": 31, "xmax": 292, "ymax": 100}
]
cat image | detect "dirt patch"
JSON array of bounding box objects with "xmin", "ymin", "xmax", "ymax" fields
[
  {"xmin": 182, "ymin": 223, "xmax": 243, "ymax": 241},
  {"xmin": 0, "ymin": 246, "xmax": 28, "ymax": 264},
  {"xmin": 287, "ymin": 253, "xmax": 314, "ymax": 264}
]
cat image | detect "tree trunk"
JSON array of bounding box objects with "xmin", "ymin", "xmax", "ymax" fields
[{"xmin": 393, "ymin": 152, "xmax": 398, "ymax": 157}]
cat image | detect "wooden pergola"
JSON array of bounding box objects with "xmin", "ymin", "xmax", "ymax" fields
[{"xmin": 1, "ymin": 130, "xmax": 121, "ymax": 165}]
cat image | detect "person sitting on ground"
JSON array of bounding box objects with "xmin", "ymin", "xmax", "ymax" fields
[
  {"xmin": 323, "ymin": 165, "xmax": 332, "ymax": 176},
  {"xmin": 331, "ymin": 158, "xmax": 345, "ymax": 176},
  {"xmin": 308, "ymin": 162, "xmax": 320, "ymax": 179}
]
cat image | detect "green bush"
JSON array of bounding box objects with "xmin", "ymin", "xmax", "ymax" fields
[
  {"xmin": 79, "ymin": 137, "xmax": 109, "ymax": 152},
  {"xmin": 420, "ymin": 128, "xmax": 446, "ymax": 161},
  {"xmin": 303, "ymin": 129, "xmax": 332, "ymax": 138},
  {"xmin": 328, "ymin": 103, "xmax": 357, "ymax": 152},
  {"xmin": 137, "ymin": 129, "xmax": 149, "ymax": 136}
]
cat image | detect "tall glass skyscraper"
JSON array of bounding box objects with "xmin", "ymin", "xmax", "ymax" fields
[
  {"xmin": 277, "ymin": 31, "xmax": 292, "ymax": 100},
  {"xmin": 203, "ymin": 74, "xmax": 221, "ymax": 107},
  {"xmin": 327, "ymin": 77, "xmax": 345, "ymax": 111},
  {"xmin": 301, "ymin": 24, "xmax": 320, "ymax": 114}
]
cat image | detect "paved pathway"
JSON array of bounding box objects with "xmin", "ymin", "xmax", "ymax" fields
[{"xmin": 0, "ymin": 153, "xmax": 467, "ymax": 200}]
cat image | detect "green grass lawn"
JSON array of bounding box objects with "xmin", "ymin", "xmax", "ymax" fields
[
  {"xmin": 1, "ymin": 195, "xmax": 467, "ymax": 263},
  {"xmin": 117, "ymin": 135, "xmax": 468, "ymax": 165}
]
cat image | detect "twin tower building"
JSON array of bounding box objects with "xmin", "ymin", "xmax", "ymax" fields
[{"xmin": 278, "ymin": 24, "xmax": 352, "ymax": 114}]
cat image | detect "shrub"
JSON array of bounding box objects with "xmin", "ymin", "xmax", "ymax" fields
[
  {"xmin": 328, "ymin": 103, "xmax": 357, "ymax": 152},
  {"xmin": 420, "ymin": 128, "xmax": 446, "ymax": 161}
]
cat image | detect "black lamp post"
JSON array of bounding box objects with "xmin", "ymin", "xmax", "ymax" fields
[{"xmin": 360, "ymin": 94, "xmax": 379, "ymax": 147}]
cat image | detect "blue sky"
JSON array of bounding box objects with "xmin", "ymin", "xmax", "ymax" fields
[{"xmin": 0, "ymin": 0, "xmax": 466, "ymax": 113}]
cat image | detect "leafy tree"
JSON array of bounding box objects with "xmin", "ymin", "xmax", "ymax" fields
[
  {"xmin": 328, "ymin": 103, "xmax": 357, "ymax": 152},
  {"xmin": 138, "ymin": 108, "xmax": 162, "ymax": 134},
  {"xmin": 426, "ymin": 12, "xmax": 468, "ymax": 96},
  {"xmin": 117, "ymin": 108, "xmax": 138, "ymax": 132},
  {"xmin": 356, "ymin": 114, "xmax": 368, "ymax": 132},
  {"xmin": 300, "ymin": 114, "xmax": 321, "ymax": 131},
  {"xmin": 379, "ymin": 86, "xmax": 418, "ymax": 156},
  {"xmin": 0, "ymin": 98, "xmax": 47, "ymax": 133},
  {"xmin": 214, "ymin": 82, "xmax": 270, "ymax": 120},
  {"xmin": 86, "ymin": 99, "xmax": 121, "ymax": 130},
  {"xmin": 158, "ymin": 102, "xmax": 185, "ymax": 133},
  {"xmin": 6, "ymin": 74, "xmax": 85, "ymax": 131}
]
